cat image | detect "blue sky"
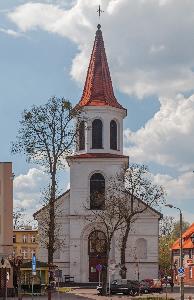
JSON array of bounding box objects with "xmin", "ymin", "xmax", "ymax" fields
[{"xmin": 1, "ymin": 0, "xmax": 194, "ymax": 222}]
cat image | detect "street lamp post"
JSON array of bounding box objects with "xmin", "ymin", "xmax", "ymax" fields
[{"xmin": 165, "ymin": 204, "xmax": 184, "ymax": 300}]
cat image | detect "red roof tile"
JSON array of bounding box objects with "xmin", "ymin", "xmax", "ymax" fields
[
  {"xmin": 171, "ymin": 223, "xmax": 194, "ymax": 250},
  {"xmin": 78, "ymin": 24, "xmax": 125, "ymax": 110},
  {"xmin": 67, "ymin": 153, "xmax": 128, "ymax": 159}
]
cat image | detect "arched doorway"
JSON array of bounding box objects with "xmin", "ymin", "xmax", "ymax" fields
[{"xmin": 88, "ymin": 230, "xmax": 107, "ymax": 282}]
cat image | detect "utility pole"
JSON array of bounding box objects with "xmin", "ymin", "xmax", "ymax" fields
[
  {"xmin": 165, "ymin": 204, "xmax": 184, "ymax": 300},
  {"xmin": 179, "ymin": 210, "xmax": 184, "ymax": 300}
]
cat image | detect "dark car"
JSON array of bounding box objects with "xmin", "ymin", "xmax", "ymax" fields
[
  {"xmin": 139, "ymin": 280, "xmax": 150, "ymax": 294},
  {"xmin": 97, "ymin": 279, "xmax": 139, "ymax": 296}
]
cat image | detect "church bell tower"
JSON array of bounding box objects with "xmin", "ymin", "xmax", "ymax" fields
[
  {"xmin": 68, "ymin": 23, "xmax": 128, "ymax": 211},
  {"xmin": 67, "ymin": 24, "xmax": 129, "ymax": 282}
]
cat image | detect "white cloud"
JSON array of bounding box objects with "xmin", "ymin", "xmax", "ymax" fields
[
  {"xmin": 6, "ymin": 0, "xmax": 194, "ymax": 98},
  {"xmin": 153, "ymin": 171, "xmax": 194, "ymax": 223},
  {"xmin": 0, "ymin": 28, "xmax": 23, "ymax": 37},
  {"xmin": 14, "ymin": 168, "xmax": 48, "ymax": 212},
  {"xmin": 124, "ymin": 93, "xmax": 194, "ymax": 170},
  {"xmin": 154, "ymin": 172, "xmax": 194, "ymax": 203}
]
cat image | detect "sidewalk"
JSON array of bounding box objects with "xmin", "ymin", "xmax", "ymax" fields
[
  {"xmin": 69, "ymin": 288, "xmax": 194, "ymax": 300},
  {"xmin": 5, "ymin": 289, "xmax": 194, "ymax": 300}
]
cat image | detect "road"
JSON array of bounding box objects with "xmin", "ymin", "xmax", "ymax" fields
[
  {"xmin": 6, "ymin": 287, "xmax": 194, "ymax": 300},
  {"xmin": 166, "ymin": 285, "xmax": 194, "ymax": 293},
  {"xmin": 7, "ymin": 293, "xmax": 90, "ymax": 300}
]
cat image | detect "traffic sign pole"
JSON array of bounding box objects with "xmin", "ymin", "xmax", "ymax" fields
[
  {"xmin": 96, "ymin": 264, "xmax": 102, "ymax": 286},
  {"xmin": 180, "ymin": 211, "xmax": 184, "ymax": 300},
  {"xmin": 32, "ymin": 254, "xmax": 36, "ymax": 300}
]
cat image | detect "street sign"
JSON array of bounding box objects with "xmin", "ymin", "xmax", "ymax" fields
[
  {"xmin": 178, "ymin": 267, "xmax": 184, "ymax": 277},
  {"xmin": 32, "ymin": 254, "xmax": 36, "ymax": 276},
  {"xmin": 96, "ymin": 264, "xmax": 102, "ymax": 272}
]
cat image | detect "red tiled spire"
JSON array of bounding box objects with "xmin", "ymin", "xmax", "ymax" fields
[{"xmin": 78, "ymin": 24, "xmax": 124, "ymax": 109}]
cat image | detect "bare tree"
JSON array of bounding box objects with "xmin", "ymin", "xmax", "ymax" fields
[
  {"xmin": 34, "ymin": 186, "xmax": 67, "ymax": 259},
  {"xmin": 12, "ymin": 96, "xmax": 81, "ymax": 300},
  {"xmin": 13, "ymin": 207, "xmax": 36, "ymax": 229},
  {"xmin": 109, "ymin": 164, "xmax": 165, "ymax": 279},
  {"xmin": 87, "ymin": 183, "xmax": 126, "ymax": 295}
]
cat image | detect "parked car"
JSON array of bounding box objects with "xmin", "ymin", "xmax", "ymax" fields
[
  {"xmin": 139, "ymin": 280, "xmax": 150, "ymax": 294},
  {"xmin": 97, "ymin": 279, "xmax": 139, "ymax": 296},
  {"xmin": 141, "ymin": 279, "xmax": 163, "ymax": 293}
]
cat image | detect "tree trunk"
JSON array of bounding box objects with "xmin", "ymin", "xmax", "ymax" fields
[
  {"xmin": 101, "ymin": 248, "xmax": 110, "ymax": 295},
  {"xmin": 120, "ymin": 223, "xmax": 131, "ymax": 279},
  {"xmin": 48, "ymin": 169, "xmax": 56, "ymax": 300}
]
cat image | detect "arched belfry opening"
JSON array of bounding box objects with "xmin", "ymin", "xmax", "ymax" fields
[
  {"xmin": 78, "ymin": 120, "xmax": 85, "ymax": 150},
  {"xmin": 110, "ymin": 120, "xmax": 117, "ymax": 150},
  {"xmin": 90, "ymin": 173, "xmax": 105, "ymax": 210},
  {"xmin": 92, "ymin": 119, "xmax": 103, "ymax": 149},
  {"xmin": 88, "ymin": 230, "xmax": 107, "ymax": 282}
]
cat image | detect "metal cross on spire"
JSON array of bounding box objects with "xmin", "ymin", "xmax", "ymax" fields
[{"xmin": 97, "ymin": 5, "xmax": 104, "ymax": 18}]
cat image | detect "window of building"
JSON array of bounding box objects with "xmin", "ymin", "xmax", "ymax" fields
[
  {"xmin": 31, "ymin": 236, "xmax": 36, "ymax": 243},
  {"xmin": 92, "ymin": 119, "xmax": 103, "ymax": 149},
  {"xmin": 31, "ymin": 249, "xmax": 36, "ymax": 257},
  {"xmin": 110, "ymin": 120, "xmax": 117, "ymax": 150},
  {"xmin": 135, "ymin": 238, "xmax": 147, "ymax": 259},
  {"xmin": 21, "ymin": 248, "xmax": 28, "ymax": 259},
  {"xmin": 90, "ymin": 173, "xmax": 105, "ymax": 210},
  {"xmin": 88, "ymin": 231, "xmax": 107, "ymax": 255},
  {"xmin": 189, "ymin": 249, "xmax": 192, "ymax": 259},
  {"xmin": 13, "ymin": 235, "xmax": 16, "ymax": 243},
  {"xmin": 189, "ymin": 267, "xmax": 193, "ymax": 279},
  {"xmin": 23, "ymin": 235, "xmax": 27, "ymax": 243},
  {"xmin": 79, "ymin": 120, "xmax": 85, "ymax": 150}
]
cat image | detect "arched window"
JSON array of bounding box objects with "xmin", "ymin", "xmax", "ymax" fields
[
  {"xmin": 90, "ymin": 173, "xmax": 105, "ymax": 210},
  {"xmin": 110, "ymin": 120, "xmax": 117, "ymax": 150},
  {"xmin": 79, "ymin": 121, "xmax": 85, "ymax": 150},
  {"xmin": 92, "ymin": 119, "xmax": 103, "ymax": 149},
  {"xmin": 135, "ymin": 238, "xmax": 147, "ymax": 259},
  {"xmin": 88, "ymin": 231, "xmax": 107, "ymax": 255}
]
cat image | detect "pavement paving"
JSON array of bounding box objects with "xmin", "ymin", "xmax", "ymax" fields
[
  {"xmin": 69, "ymin": 288, "xmax": 194, "ymax": 300},
  {"xmin": 5, "ymin": 287, "xmax": 194, "ymax": 300}
]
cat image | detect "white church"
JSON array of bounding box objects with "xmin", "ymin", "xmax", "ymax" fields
[{"xmin": 35, "ymin": 24, "xmax": 161, "ymax": 283}]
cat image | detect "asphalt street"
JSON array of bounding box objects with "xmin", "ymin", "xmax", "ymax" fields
[{"xmin": 6, "ymin": 294, "xmax": 89, "ymax": 300}]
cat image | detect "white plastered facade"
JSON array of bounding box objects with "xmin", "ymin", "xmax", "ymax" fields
[{"xmin": 36, "ymin": 105, "xmax": 161, "ymax": 282}]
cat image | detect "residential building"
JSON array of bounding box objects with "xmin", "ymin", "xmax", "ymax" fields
[
  {"xmin": 0, "ymin": 162, "xmax": 13, "ymax": 258},
  {"xmin": 171, "ymin": 223, "xmax": 194, "ymax": 285},
  {"xmin": 35, "ymin": 24, "xmax": 161, "ymax": 283},
  {"xmin": 13, "ymin": 228, "xmax": 39, "ymax": 261}
]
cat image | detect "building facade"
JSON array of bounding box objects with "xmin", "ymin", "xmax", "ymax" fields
[
  {"xmin": 13, "ymin": 228, "xmax": 39, "ymax": 261},
  {"xmin": 171, "ymin": 223, "xmax": 194, "ymax": 285},
  {"xmin": 35, "ymin": 24, "xmax": 161, "ymax": 283},
  {"xmin": 0, "ymin": 162, "xmax": 13, "ymax": 258}
]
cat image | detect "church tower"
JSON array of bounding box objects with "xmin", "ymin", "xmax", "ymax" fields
[{"xmin": 67, "ymin": 24, "xmax": 129, "ymax": 282}]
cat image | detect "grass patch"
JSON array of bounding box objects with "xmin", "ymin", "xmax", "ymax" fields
[{"xmin": 56, "ymin": 287, "xmax": 72, "ymax": 293}]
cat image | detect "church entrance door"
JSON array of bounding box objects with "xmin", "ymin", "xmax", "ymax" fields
[{"xmin": 88, "ymin": 231, "xmax": 107, "ymax": 282}]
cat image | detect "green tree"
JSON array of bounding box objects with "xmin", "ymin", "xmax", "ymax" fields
[
  {"xmin": 12, "ymin": 96, "xmax": 81, "ymax": 300},
  {"xmin": 159, "ymin": 216, "xmax": 190, "ymax": 275}
]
